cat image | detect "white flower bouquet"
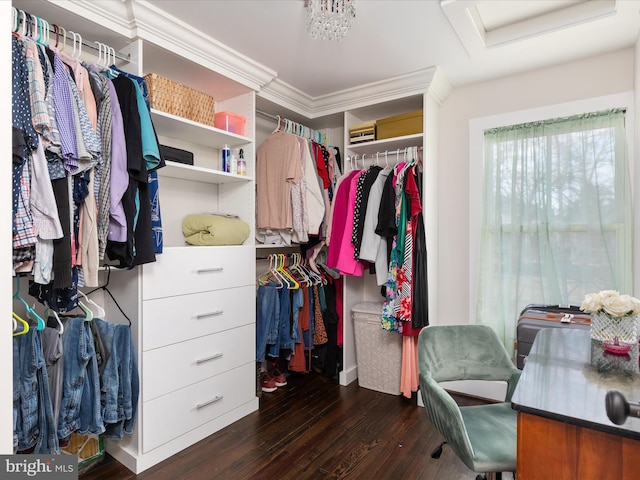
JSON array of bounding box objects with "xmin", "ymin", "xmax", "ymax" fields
[
  {"xmin": 581, "ymin": 290, "xmax": 640, "ymax": 344},
  {"xmin": 580, "ymin": 290, "xmax": 640, "ymax": 317}
]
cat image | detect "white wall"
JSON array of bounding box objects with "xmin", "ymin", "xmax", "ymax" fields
[
  {"xmin": 635, "ymin": 34, "xmax": 640, "ymax": 288},
  {"xmin": 436, "ymin": 48, "xmax": 635, "ymax": 326},
  {"xmin": 1, "ymin": 1, "xmax": 13, "ymax": 454}
]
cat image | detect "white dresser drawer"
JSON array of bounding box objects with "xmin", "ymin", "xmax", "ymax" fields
[
  {"xmin": 142, "ymin": 285, "xmax": 255, "ymax": 350},
  {"xmin": 142, "ymin": 246, "xmax": 255, "ymax": 300},
  {"xmin": 142, "ymin": 323, "xmax": 255, "ymax": 401},
  {"xmin": 141, "ymin": 362, "xmax": 256, "ymax": 453}
]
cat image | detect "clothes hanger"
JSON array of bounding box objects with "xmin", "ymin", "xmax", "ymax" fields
[
  {"xmin": 41, "ymin": 18, "xmax": 50, "ymax": 46},
  {"xmin": 77, "ymin": 300, "xmax": 94, "ymax": 322},
  {"xmin": 44, "ymin": 306, "xmax": 64, "ymax": 335},
  {"xmin": 12, "ymin": 311, "xmax": 29, "ymax": 336},
  {"xmin": 12, "ymin": 7, "xmax": 19, "ymax": 34},
  {"xmin": 68, "ymin": 31, "xmax": 82, "ymax": 60},
  {"xmin": 19, "ymin": 10, "xmax": 28, "ymax": 37},
  {"xmin": 277, "ymin": 254, "xmax": 300, "ymax": 290},
  {"xmin": 13, "ymin": 276, "xmax": 45, "ymax": 330},
  {"xmin": 257, "ymin": 254, "xmax": 284, "ymax": 288},
  {"xmin": 289, "ymin": 253, "xmax": 311, "ymax": 287},
  {"xmin": 59, "ymin": 26, "xmax": 67, "ymax": 52},
  {"xmin": 95, "ymin": 41, "xmax": 103, "ymax": 66},
  {"xmin": 107, "ymin": 46, "xmax": 118, "ymax": 77},
  {"xmin": 78, "ymin": 290, "xmax": 106, "ymax": 319},
  {"xmin": 75, "ymin": 32, "xmax": 83, "ymax": 60},
  {"xmin": 274, "ymin": 254, "xmax": 296, "ymax": 289},
  {"xmin": 295, "ymin": 253, "xmax": 319, "ymax": 286}
]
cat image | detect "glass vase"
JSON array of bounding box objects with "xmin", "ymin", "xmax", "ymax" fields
[{"xmin": 590, "ymin": 312, "xmax": 638, "ymax": 344}]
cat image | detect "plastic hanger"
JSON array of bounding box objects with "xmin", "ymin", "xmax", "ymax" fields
[
  {"xmin": 41, "ymin": 18, "xmax": 50, "ymax": 46},
  {"xmin": 59, "ymin": 26, "xmax": 66, "ymax": 52},
  {"xmin": 12, "ymin": 7, "xmax": 19, "ymax": 34},
  {"xmin": 68, "ymin": 31, "xmax": 82, "ymax": 60},
  {"xmin": 19, "ymin": 10, "xmax": 28, "ymax": 37},
  {"xmin": 44, "ymin": 306, "xmax": 64, "ymax": 335},
  {"xmin": 13, "ymin": 276, "xmax": 45, "ymax": 330},
  {"xmin": 78, "ymin": 291, "xmax": 106, "ymax": 320},
  {"xmin": 257, "ymin": 254, "xmax": 284, "ymax": 288},
  {"xmin": 96, "ymin": 41, "xmax": 103, "ymax": 66},
  {"xmin": 276, "ymin": 254, "xmax": 300, "ymax": 290},
  {"xmin": 75, "ymin": 32, "xmax": 83, "ymax": 60},
  {"xmin": 288, "ymin": 253, "xmax": 311, "ymax": 287},
  {"xmin": 12, "ymin": 311, "xmax": 29, "ymax": 336}
]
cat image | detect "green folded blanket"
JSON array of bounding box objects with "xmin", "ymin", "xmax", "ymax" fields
[{"xmin": 182, "ymin": 214, "xmax": 250, "ymax": 246}]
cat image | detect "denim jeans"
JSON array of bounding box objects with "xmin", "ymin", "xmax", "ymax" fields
[
  {"xmin": 268, "ymin": 286, "xmax": 293, "ymax": 358},
  {"xmin": 290, "ymin": 288, "xmax": 303, "ymax": 343},
  {"xmin": 14, "ymin": 330, "xmax": 59, "ymax": 454},
  {"xmin": 256, "ymin": 284, "xmax": 280, "ymax": 362},
  {"xmin": 95, "ymin": 319, "xmax": 139, "ymax": 439},
  {"xmin": 303, "ymin": 287, "xmax": 315, "ymax": 351},
  {"xmin": 58, "ymin": 317, "xmax": 103, "ymax": 440},
  {"xmin": 13, "ymin": 339, "xmax": 21, "ymax": 451}
]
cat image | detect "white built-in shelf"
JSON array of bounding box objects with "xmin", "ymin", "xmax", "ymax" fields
[
  {"xmin": 158, "ymin": 161, "xmax": 253, "ymax": 184},
  {"xmin": 151, "ymin": 109, "xmax": 251, "ymax": 148},
  {"xmin": 347, "ymin": 133, "xmax": 423, "ymax": 155}
]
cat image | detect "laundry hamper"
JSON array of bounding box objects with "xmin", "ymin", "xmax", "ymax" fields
[{"xmin": 352, "ymin": 302, "xmax": 402, "ymax": 395}]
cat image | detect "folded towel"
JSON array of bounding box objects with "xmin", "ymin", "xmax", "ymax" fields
[{"xmin": 182, "ymin": 214, "xmax": 250, "ymax": 246}]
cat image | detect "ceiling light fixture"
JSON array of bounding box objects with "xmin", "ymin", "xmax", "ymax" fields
[{"xmin": 305, "ymin": 0, "xmax": 356, "ymax": 41}]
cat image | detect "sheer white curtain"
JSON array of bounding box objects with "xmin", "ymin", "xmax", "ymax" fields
[{"xmin": 477, "ymin": 109, "xmax": 631, "ymax": 352}]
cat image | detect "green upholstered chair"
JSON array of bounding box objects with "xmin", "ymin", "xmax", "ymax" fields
[{"xmin": 418, "ymin": 324, "xmax": 521, "ymax": 480}]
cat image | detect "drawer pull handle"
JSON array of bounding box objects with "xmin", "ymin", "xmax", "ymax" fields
[
  {"xmin": 196, "ymin": 310, "xmax": 224, "ymax": 319},
  {"xmin": 196, "ymin": 395, "xmax": 223, "ymax": 409},
  {"xmin": 196, "ymin": 353, "xmax": 223, "ymax": 364},
  {"xmin": 196, "ymin": 267, "xmax": 224, "ymax": 274}
]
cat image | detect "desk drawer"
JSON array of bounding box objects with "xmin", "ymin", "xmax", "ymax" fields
[
  {"xmin": 142, "ymin": 362, "xmax": 255, "ymax": 453},
  {"xmin": 142, "ymin": 285, "xmax": 255, "ymax": 350},
  {"xmin": 142, "ymin": 246, "xmax": 255, "ymax": 300},
  {"xmin": 142, "ymin": 323, "xmax": 255, "ymax": 401}
]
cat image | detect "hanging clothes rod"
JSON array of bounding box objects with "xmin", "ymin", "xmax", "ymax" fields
[
  {"xmin": 256, "ymin": 109, "xmax": 279, "ymax": 121},
  {"xmin": 256, "ymin": 109, "xmax": 326, "ymax": 144},
  {"xmin": 13, "ymin": 7, "xmax": 130, "ymax": 63},
  {"xmin": 349, "ymin": 146, "xmax": 422, "ymax": 158}
]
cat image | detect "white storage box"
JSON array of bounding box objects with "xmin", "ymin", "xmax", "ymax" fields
[{"xmin": 352, "ymin": 302, "xmax": 402, "ymax": 395}]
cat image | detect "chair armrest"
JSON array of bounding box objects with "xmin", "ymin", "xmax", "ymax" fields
[
  {"xmin": 504, "ymin": 369, "xmax": 521, "ymax": 402},
  {"xmin": 419, "ymin": 375, "xmax": 474, "ymax": 468}
]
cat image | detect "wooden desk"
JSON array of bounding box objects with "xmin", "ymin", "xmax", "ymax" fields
[{"xmin": 511, "ymin": 328, "xmax": 640, "ymax": 479}]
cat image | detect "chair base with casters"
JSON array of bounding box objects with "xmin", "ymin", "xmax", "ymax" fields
[{"xmin": 418, "ymin": 324, "xmax": 520, "ymax": 480}]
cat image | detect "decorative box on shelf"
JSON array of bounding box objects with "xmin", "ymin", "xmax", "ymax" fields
[
  {"xmin": 144, "ymin": 73, "xmax": 216, "ymax": 127},
  {"xmin": 376, "ymin": 109, "xmax": 423, "ymax": 140}
]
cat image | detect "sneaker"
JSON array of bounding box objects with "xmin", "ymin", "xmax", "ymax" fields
[
  {"xmin": 272, "ymin": 368, "xmax": 287, "ymax": 387},
  {"xmin": 261, "ymin": 372, "xmax": 277, "ymax": 393}
]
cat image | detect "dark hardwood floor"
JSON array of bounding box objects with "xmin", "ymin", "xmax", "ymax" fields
[{"xmin": 81, "ymin": 372, "xmax": 493, "ymax": 480}]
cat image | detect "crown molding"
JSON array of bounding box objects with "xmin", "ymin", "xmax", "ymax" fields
[
  {"xmin": 47, "ymin": 0, "xmax": 135, "ymax": 37},
  {"xmin": 260, "ymin": 67, "xmax": 452, "ymax": 119},
  {"xmin": 257, "ymin": 79, "xmax": 316, "ymax": 119},
  {"xmin": 46, "ymin": 0, "xmax": 450, "ymax": 117},
  {"xmin": 128, "ymin": 1, "xmax": 276, "ymax": 92},
  {"xmin": 47, "ymin": 0, "xmax": 277, "ymax": 92}
]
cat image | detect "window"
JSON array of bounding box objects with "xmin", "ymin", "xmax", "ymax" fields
[{"xmin": 475, "ymin": 108, "xmax": 631, "ymax": 351}]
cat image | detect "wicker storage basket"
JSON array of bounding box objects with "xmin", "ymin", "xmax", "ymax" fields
[{"xmin": 144, "ymin": 73, "xmax": 215, "ymax": 127}]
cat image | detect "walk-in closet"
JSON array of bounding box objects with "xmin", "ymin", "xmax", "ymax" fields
[{"xmin": 5, "ymin": 0, "xmax": 447, "ymax": 475}]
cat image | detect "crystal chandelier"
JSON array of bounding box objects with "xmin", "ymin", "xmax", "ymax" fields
[{"xmin": 305, "ymin": 0, "xmax": 356, "ymax": 41}]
